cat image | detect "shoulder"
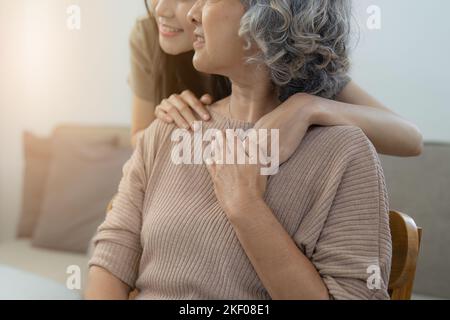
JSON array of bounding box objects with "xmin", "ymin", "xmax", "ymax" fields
[
  {"xmin": 304, "ymin": 125, "xmax": 376, "ymax": 159},
  {"xmin": 140, "ymin": 119, "xmax": 177, "ymax": 154},
  {"xmin": 130, "ymin": 15, "xmax": 156, "ymax": 41},
  {"xmin": 292, "ymin": 125, "xmax": 381, "ymax": 177},
  {"xmin": 129, "ymin": 15, "xmax": 157, "ymax": 60}
]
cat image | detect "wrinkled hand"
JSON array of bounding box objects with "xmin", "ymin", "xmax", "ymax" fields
[
  {"xmin": 253, "ymin": 93, "xmax": 317, "ymax": 164},
  {"xmin": 205, "ymin": 130, "xmax": 267, "ymax": 220},
  {"xmin": 155, "ymin": 90, "xmax": 213, "ymax": 130}
]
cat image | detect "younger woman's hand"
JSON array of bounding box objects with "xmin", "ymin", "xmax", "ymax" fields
[
  {"xmin": 253, "ymin": 93, "xmax": 318, "ymax": 164},
  {"xmin": 155, "ymin": 90, "xmax": 213, "ymax": 130}
]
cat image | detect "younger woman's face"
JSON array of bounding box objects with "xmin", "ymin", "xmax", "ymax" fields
[{"xmin": 150, "ymin": 0, "xmax": 196, "ymax": 55}]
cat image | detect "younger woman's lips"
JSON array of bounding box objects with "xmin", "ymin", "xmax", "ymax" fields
[{"xmin": 159, "ymin": 24, "xmax": 183, "ymax": 37}]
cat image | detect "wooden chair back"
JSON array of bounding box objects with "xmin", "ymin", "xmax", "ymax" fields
[{"xmin": 388, "ymin": 210, "xmax": 422, "ymax": 300}]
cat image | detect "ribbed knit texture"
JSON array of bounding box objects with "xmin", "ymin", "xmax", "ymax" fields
[{"xmin": 88, "ymin": 106, "xmax": 392, "ymax": 300}]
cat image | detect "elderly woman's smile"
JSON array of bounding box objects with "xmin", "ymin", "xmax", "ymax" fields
[
  {"xmin": 193, "ymin": 28, "xmax": 205, "ymax": 49},
  {"xmin": 188, "ymin": 0, "xmax": 248, "ymax": 80}
]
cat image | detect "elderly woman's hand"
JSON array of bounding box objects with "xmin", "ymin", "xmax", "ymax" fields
[
  {"xmin": 253, "ymin": 93, "xmax": 319, "ymax": 164},
  {"xmin": 205, "ymin": 131, "xmax": 268, "ymax": 221}
]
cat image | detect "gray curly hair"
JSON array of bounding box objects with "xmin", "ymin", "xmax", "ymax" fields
[{"xmin": 239, "ymin": 0, "xmax": 352, "ymax": 102}]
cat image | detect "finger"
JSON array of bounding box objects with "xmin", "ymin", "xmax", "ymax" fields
[
  {"xmin": 161, "ymin": 100, "xmax": 187, "ymax": 128},
  {"xmin": 169, "ymin": 94, "xmax": 198, "ymax": 130},
  {"xmin": 234, "ymin": 134, "xmax": 246, "ymax": 164},
  {"xmin": 205, "ymin": 157, "xmax": 215, "ymax": 176},
  {"xmin": 155, "ymin": 105, "xmax": 174, "ymax": 123},
  {"xmin": 248, "ymin": 135, "xmax": 261, "ymax": 164},
  {"xmin": 224, "ymin": 131, "xmax": 236, "ymax": 163},
  {"xmin": 213, "ymin": 134, "xmax": 221, "ymax": 164},
  {"xmin": 180, "ymin": 90, "xmax": 211, "ymax": 121},
  {"xmin": 235, "ymin": 135, "xmax": 248, "ymax": 162},
  {"xmin": 200, "ymin": 94, "xmax": 213, "ymax": 106},
  {"xmin": 242, "ymin": 136, "xmax": 251, "ymax": 158},
  {"xmin": 163, "ymin": 99, "xmax": 191, "ymax": 130},
  {"xmin": 214, "ymin": 131, "xmax": 225, "ymax": 164},
  {"xmin": 258, "ymin": 130, "xmax": 271, "ymax": 165},
  {"xmin": 210, "ymin": 139, "xmax": 217, "ymax": 160}
]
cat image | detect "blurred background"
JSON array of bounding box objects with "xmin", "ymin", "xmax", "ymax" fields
[{"xmin": 0, "ymin": 0, "xmax": 449, "ymax": 299}]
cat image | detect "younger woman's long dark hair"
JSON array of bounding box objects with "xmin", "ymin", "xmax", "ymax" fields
[{"xmin": 143, "ymin": 0, "xmax": 230, "ymax": 104}]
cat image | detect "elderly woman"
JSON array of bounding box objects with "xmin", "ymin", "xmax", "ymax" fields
[{"xmin": 86, "ymin": 0, "xmax": 392, "ymax": 300}]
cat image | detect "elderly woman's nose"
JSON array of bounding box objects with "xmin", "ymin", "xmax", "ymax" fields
[{"xmin": 187, "ymin": 0, "xmax": 203, "ymax": 25}]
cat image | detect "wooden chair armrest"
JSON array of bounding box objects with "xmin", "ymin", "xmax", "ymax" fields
[{"xmin": 106, "ymin": 194, "xmax": 117, "ymax": 213}]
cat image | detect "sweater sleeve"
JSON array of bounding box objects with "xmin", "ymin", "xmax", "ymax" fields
[
  {"xmin": 303, "ymin": 128, "xmax": 392, "ymax": 300},
  {"xmin": 88, "ymin": 122, "xmax": 160, "ymax": 288}
]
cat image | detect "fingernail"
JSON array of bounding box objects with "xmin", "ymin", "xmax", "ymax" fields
[{"xmin": 203, "ymin": 114, "xmax": 210, "ymax": 120}]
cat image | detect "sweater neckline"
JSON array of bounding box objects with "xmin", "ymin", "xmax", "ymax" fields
[{"xmin": 206, "ymin": 105, "xmax": 256, "ymax": 128}]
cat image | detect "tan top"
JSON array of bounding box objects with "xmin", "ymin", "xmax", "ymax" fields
[
  {"xmin": 88, "ymin": 106, "xmax": 392, "ymax": 300},
  {"xmin": 128, "ymin": 16, "xmax": 157, "ymax": 102}
]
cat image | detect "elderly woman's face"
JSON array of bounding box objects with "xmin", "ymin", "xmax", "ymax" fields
[{"xmin": 188, "ymin": 0, "xmax": 247, "ymax": 77}]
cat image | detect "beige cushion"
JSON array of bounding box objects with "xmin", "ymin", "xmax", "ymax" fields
[
  {"xmin": 16, "ymin": 132, "xmax": 52, "ymax": 238},
  {"xmin": 31, "ymin": 133, "xmax": 132, "ymax": 253},
  {"xmin": 52, "ymin": 125, "xmax": 131, "ymax": 148}
]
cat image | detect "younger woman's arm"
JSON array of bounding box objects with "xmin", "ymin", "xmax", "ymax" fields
[
  {"xmin": 251, "ymin": 80, "xmax": 423, "ymax": 163},
  {"xmin": 156, "ymin": 81, "xmax": 424, "ymax": 161},
  {"xmin": 131, "ymin": 95, "xmax": 156, "ymax": 149},
  {"xmin": 330, "ymin": 81, "xmax": 423, "ymax": 156}
]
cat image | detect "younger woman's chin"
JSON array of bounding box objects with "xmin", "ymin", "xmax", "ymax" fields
[{"xmin": 159, "ymin": 39, "xmax": 192, "ymax": 56}]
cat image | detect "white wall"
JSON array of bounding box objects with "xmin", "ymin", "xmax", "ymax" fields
[
  {"xmin": 0, "ymin": 0, "xmax": 146, "ymax": 241},
  {"xmin": 350, "ymin": 0, "xmax": 450, "ymax": 142},
  {"xmin": 0, "ymin": 0, "xmax": 449, "ymax": 242}
]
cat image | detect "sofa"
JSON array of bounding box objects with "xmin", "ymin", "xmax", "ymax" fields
[
  {"xmin": 379, "ymin": 143, "xmax": 450, "ymax": 299},
  {"xmin": 0, "ymin": 124, "xmax": 448, "ymax": 299},
  {"xmin": 0, "ymin": 124, "xmax": 132, "ymax": 299}
]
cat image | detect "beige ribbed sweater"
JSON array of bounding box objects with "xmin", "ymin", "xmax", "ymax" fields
[{"xmin": 88, "ymin": 107, "xmax": 392, "ymax": 300}]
